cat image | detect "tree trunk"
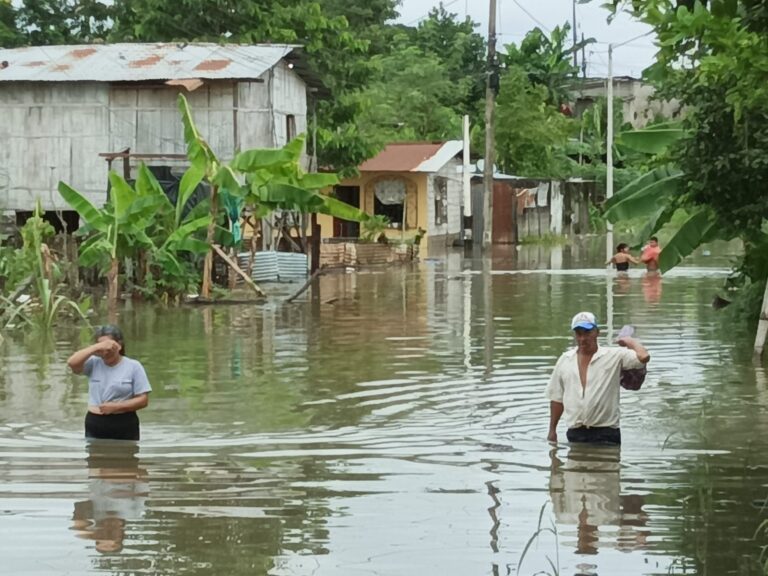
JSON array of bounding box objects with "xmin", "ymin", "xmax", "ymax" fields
[
  {"xmin": 107, "ymin": 257, "xmax": 119, "ymax": 320},
  {"xmin": 201, "ymin": 185, "xmax": 219, "ymax": 299}
]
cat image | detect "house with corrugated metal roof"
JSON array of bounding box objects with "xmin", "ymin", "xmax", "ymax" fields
[
  {"xmin": 316, "ymin": 141, "xmax": 465, "ymax": 250},
  {"xmin": 0, "ymin": 43, "xmax": 317, "ymax": 229}
]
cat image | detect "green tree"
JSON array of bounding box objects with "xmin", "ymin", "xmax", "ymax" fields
[
  {"xmin": 492, "ymin": 67, "xmax": 574, "ymax": 177},
  {"xmin": 15, "ymin": 0, "xmax": 112, "ymax": 44},
  {"xmin": 355, "ymin": 43, "xmax": 463, "ymax": 144},
  {"xmin": 410, "ymin": 4, "xmax": 486, "ymax": 118},
  {"xmin": 0, "ymin": 0, "xmax": 22, "ymax": 47},
  {"xmin": 503, "ymin": 23, "xmax": 593, "ymax": 106},
  {"xmin": 317, "ymin": 0, "xmax": 401, "ymax": 56}
]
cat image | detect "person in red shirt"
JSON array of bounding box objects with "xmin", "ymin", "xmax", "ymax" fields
[{"xmin": 640, "ymin": 236, "xmax": 661, "ymax": 273}]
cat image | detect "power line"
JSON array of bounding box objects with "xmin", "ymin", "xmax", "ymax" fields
[
  {"xmin": 511, "ymin": 0, "xmax": 551, "ymax": 33},
  {"xmin": 405, "ymin": 0, "xmax": 462, "ymax": 26}
]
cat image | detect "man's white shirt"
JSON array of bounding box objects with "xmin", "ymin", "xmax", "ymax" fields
[{"xmin": 546, "ymin": 346, "xmax": 645, "ymax": 429}]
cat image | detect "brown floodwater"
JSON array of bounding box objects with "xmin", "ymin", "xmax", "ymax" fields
[{"xmin": 1, "ymin": 241, "xmax": 766, "ymax": 575}]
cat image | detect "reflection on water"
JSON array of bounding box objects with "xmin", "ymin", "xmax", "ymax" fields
[
  {"xmin": 1, "ymin": 240, "xmax": 767, "ymax": 575},
  {"xmin": 72, "ymin": 441, "xmax": 148, "ymax": 555},
  {"xmin": 548, "ymin": 445, "xmax": 650, "ymax": 557}
]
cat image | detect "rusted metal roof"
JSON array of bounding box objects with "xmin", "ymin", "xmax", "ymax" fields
[
  {"xmin": 0, "ymin": 43, "xmax": 301, "ymax": 83},
  {"xmin": 358, "ymin": 141, "xmax": 463, "ymax": 173}
]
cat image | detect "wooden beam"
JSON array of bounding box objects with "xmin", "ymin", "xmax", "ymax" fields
[
  {"xmin": 212, "ymin": 244, "xmax": 266, "ymax": 298},
  {"xmin": 754, "ymin": 281, "xmax": 768, "ymax": 355}
]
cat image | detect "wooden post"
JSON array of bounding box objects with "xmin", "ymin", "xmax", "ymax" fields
[
  {"xmin": 754, "ymin": 281, "xmax": 768, "ymax": 355},
  {"xmin": 482, "ymin": 0, "xmax": 497, "ymax": 248},
  {"xmin": 311, "ymin": 213, "xmax": 320, "ymax": 274}
]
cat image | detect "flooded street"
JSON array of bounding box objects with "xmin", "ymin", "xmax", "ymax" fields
[{"xmin": 1, "ymin": 242, "xmax": 767, "ymax": 575}]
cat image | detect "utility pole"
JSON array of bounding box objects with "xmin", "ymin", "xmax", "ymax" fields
[
  {"xmin": 482, "ymin": 0, "xmax": 497, "ymax": 248},
  {"xmin": 572, "ymin": 0, "xmax": 578, "ymax": 69},
  {"xmin": 606, "ymin": 43, "xmax": 614, "ymax": 265},
  {"xmin": 605, "ymin": 31, "xmax": 651, "ymax": 263}
]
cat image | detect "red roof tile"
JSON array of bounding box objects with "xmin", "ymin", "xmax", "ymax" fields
[{"xmin": 359, "ymin": 142, "xmax": 445, "ymax": 172}]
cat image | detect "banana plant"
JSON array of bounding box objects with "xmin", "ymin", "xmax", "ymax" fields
[
  {"xmin": 59, "ymin": 172, "xmax": 146, "ymax": 311},
  {"xmin": 177, "ymin": 94, "xmax": 369, "ymax": 295},
  {"xmin": 604, "ymin": 122, "xmax": 730, "ymax": 272},
  {"xmin": 59, "ymin": 164, "xmax": 211, "ymax": 308},
  {"xmin": 178, "ymin": 94, "xmax": 240, "ymax": 298}
]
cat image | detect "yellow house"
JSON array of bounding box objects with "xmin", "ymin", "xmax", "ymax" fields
[{"xmin": 316, "ymin": 141, "xmax": 465, "ymax": 249}]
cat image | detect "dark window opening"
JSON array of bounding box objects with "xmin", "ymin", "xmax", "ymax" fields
[
  {"xmin": 286, "ymin": 114, "xmax": 297, "ymax": 142},
  {"xmin": 374, "ymin": 195, "xmax": 404, "ymax": 227},
  {"xmin": 15, "ymin": 210, "xmax": 80, "ymax": 234},
  {"xmin": 333, "ymin": 186, "xmax": 360, "ymax": 238}
]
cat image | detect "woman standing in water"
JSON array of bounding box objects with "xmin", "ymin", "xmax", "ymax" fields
[
  {"xmin": 607, "ymin": 243, "xmax": 640, "ymax": 273},
  {"xmin": 67, "ymin": 325, "xmax": 151, "ymax": 441}
]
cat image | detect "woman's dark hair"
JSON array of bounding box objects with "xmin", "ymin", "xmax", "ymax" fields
[
  {"xmin": 616, "ymin": 243, "xmax": 628, "ymax": 252},
  {"xmin": 95, "ymin": 324, "xmax": 125, "ymax": 355}
]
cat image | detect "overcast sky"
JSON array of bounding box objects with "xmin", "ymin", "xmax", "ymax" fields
[{"xmin": 396, "ymin": 0, "xmax": 657, "ymax": 78}]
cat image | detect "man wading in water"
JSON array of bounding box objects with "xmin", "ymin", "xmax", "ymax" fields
[{"xmin": 546, "ymin": 312, "xmax": 650, "ymax": 445}]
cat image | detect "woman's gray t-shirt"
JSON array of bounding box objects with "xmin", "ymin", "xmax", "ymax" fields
[{"xmin": 84, "ymin": 356, "xmax": 152, "ymax": 405}]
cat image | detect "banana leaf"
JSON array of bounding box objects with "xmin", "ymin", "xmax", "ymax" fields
[
  {"xmin": 603, "ymin": 165, "xmax": 682, "ymax": 222},
  {"xmin": 658, "ymin": 207, "xmax": 720, "ymax": 273},
  {"xmin": 317, "ymin": 195, "xmax": 370, "ymax": 222},
  {"xmin": 130, "ymin": 227, "xmax": 155, "ymax": 248},
  {"xmin": 58, "ymin": 182, "xmax": 106, "ymax": 231},
  {"xmin": 178, "ymin": 93, "xmax": 218, "ymax": 173},
  {"xmin": 617, "ymin": 122, "xmax": 686, "ymax": 155},
  {"xmin": 177, "ymin": 164, "xmax": 206, "ymax": 226},
  {"xmin": 231, "ymin": 148, "xmax": 294, "ymax": 172},
  {"xmin": 79, "ymin": 236, "xmax": 112, "ymax": 268},
  {"xmin": 126, "ymin": 194, "xmax": 167, "ymax": 223},
  {"xmin": 283, "ymin": 135, "xmax": 305, "ymax": 162},
  {"xmin": 174, "ymin": 237, "xmax": 210, "ymax": 254},
  {"xmin": 163, "ymin": 215, "xmax": 211, "ymax": 250},
  {"xmin": 211, "ymin": 165, "xmax": 241, "ymax": 193},
  {"xmin": 298, "ymin": 172, "xmax": 340, "ymax": 190},
  {"xmin": 107, "ymin": 172, "xmax": 137, "ymax": 222},
  {"xmin": 260, "ymin": 182, "xmax": 326, "ymax": 211},
  {"xmin": 135, "ymin": 164, "xmax": 169, "ymax": 204},
  {"xmin": 633, "ymin": 205, "xmax": 676, "ymax": 249},
  {"xmin": 233, "ymin": 134, "xmax": 306, "ymax": 172}
]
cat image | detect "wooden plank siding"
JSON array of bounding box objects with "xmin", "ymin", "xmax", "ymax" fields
[{"xmin": 0, "ymin": 63, "xmax": 308, "ymax": 213}]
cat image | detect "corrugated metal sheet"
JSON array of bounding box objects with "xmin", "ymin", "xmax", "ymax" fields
[
  {"xmin": 277, "ymin": 252, "xmax": 308, "ymax": 280},
  {"xmin": 238, "ymin": 251, "xmax": 307, "ymax": 283},
  {"xmin": 359, "ymin": 141, "xmax": 463, "ymax": 173},
  {"xmin": 240, "ymin": 251, "xmax": 279, "ymax": 283},
  {"xmin": 0, "ymin": 43, "xmax": 299, "ymax": 83}
]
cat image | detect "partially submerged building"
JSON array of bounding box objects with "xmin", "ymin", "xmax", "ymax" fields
[
  {"xmin": 317, "ymin": 141, "xmax": 466, "ymax": 250},
  {"xmin": 0, "ymin": 43, "xmax": 316, "ymax": 229}
]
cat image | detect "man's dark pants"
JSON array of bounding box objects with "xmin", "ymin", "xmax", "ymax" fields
[{"xmin": 566, "ymin": 426, "xmax": 621, "ymax": 445}]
